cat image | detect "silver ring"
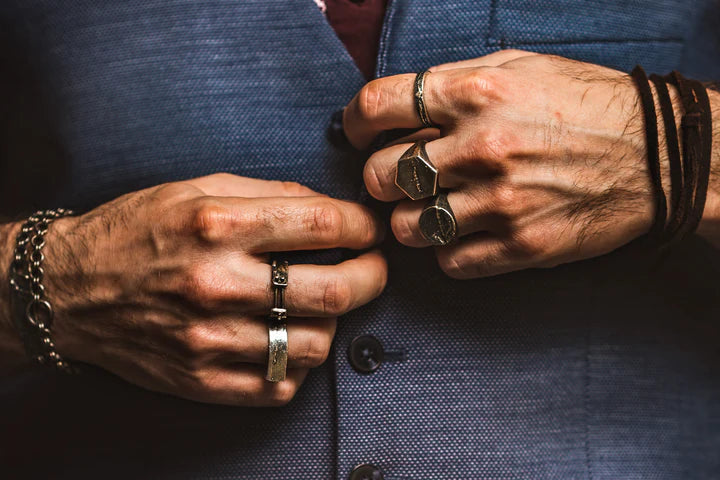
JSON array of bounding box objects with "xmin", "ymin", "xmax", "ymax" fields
[
  {"xmin": 419, "ymin": 193, "xmax": 458, "ymax": 245},
  {"xmin": 266, "ymin": 260, "xmax": 288, "ymax": 382},
  {"xmin": 414, "ymin": 70, "xmax": 434, "ymax": 128},
  {"xmin": 395, "ymin": 140, "xmax": 439, "ymax": 200}
]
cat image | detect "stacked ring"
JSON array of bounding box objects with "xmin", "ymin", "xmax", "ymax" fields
[
  {"xmin": 414, "ymin": 69, "xmax": 434, "ymax": 128},
  {"xmin": 266, "ymin": 260, "xmax": 289, "ymax": 383},
  {"xmin": 419, "ymin": 193, "xmax": 457, "ymax": 245},
  {"xmin": 402, "ymin": 70, "xmax": 459, "ymax": 245},
  {"xmin": 395, "ymin": 140, "xmax": 439, "ymax": 201}
]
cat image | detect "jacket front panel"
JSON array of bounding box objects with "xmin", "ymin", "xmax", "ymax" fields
[{"xmin": 0, "ymin": 1, "xmax": 719, "ymax": 479}]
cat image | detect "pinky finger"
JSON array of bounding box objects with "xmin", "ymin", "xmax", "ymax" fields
[
  {"xmin": 435, "ymin": 232, "xmax": 540, "ymax": 279},
  {"xmin": 184, "ymin": 365, "xmax": 310, "ymax": 407}
]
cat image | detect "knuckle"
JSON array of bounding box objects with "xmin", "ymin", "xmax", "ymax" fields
[
  {"xmin": 357, "ymin": 80, "xmax": 385, "ymax": 122},
  {"xmin": 304, "ymin": 202, "xmax": 344, "ymax": 244},
  {"xmin": 172, "ymin": 324, "xmax": 215, "ymax": 364},
  {"xmin": 183, "ymin": 325, "xmax": 215, "ymax": 355},
  {"xmin": 180, "ymin": 263, "xmax": 223, "ymax": 307},
  {"xmin": 465, "ymin": 69, "xmax": 496, "ymax": 94},
  {"xmin": 483, "ymin": 132, "xmax": 514, "ymax": 163},
  {"xmin": 437, "ymin": 247, "xmax": 504, "ymax": 280},
  {"xmin": 455, "ymin": 69, "xmax": 501, "ymax": 106},
  {"xmin": 363, "ymin": 161, "xmax": 385, "ymax": 199},
  {"xmin": 267, "ymin": 381, "xmax": 299, "ymax": 407},
  {"xmin": 390, "ymin": 212, "xmax": 417, "ymax": 245},
  {"xmin": 279, "ymin": 181, "xmax": 312, "ymax": 196},
  {"xmin": 437, "ymin": 251, "xmax": 475, "ymax": 280},
  {"xmin": 153, "ymin": 182, "xmax": 199, "ymax": 201},
  {"xmin": 321, "ymin": 275, "xmax": 353, "ymax": 316},
  {"xmin": 296, "ymin": 330, "xmax": 333, "ymax": 368},
  {"xmin": 506, "ymin": 228, "xmax": 549, "ymax": 260},
  {"xmin": 190, "ymin": 199, "xmax": 233, "ymax": 242},
  {"xmin": 490, "ymin": 183, "xmax": 520, "ymax": 218},
  {"xmin": 471, "ymin": 129, "xmax": 516, "ymax": 164},
  {"xmin": 189, "ymin": 368, "xmax": 222, "ymax": 394}
]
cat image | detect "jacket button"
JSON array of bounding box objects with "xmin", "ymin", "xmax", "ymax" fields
[
  {"xmin": 348, "ymin": 335, "xmax": 384, "ymax": 373},
  {"xmin": 349, "ymin": 464, "xmax": 383, "ymax": 480},
  {"xmin": 327, "ymin": 109, "xmax": 353, "ymax": 151}
]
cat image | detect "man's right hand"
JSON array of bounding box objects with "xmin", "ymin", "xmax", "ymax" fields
[{"xmin": 37, "ymin": 173, "xmax": 387, "ymax": 406}]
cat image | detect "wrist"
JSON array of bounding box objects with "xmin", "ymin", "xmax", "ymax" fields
[
  {"xmin": 0, "ymin": 214, "xmax": 82, "ymax": 373},
  {"xmin": 641, "ymin": 74, "xmax": 717, "ymax": 245},
  {"xmin": 41, "ymin": 215, "xmax": 85, "ymax": 362},
  {"xmin": 0, "ymin": 221, "xmax": 29, "ymax": 372}
]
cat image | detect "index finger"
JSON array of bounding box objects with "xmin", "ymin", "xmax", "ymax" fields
[
  {"xmin": 343, "ymin": 71, "xmax": 454, "ymax": 150},
  {"xmin": 184, "ymin": 173, "xmax": 322, "ymax": 198},
  {"xmin": 189, "ymin": 195, "xmax": 385, "ymax": 253}
]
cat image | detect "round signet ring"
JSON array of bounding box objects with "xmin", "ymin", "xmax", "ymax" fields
[
  {"xmin": 395, "ymin": 140, "xmax": 439, "ymax": 201},
  {"xmin": 266, "ymin": 260, "xmax": 289, "ymax": 383},
  {"xmin": 419, "ymin": 193, "xmax": 458, "ymax": 246}
]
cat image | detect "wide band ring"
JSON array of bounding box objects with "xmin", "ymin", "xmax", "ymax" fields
[
  {"xmin": 419, "ymin": 193, "xmax": 458, "ymax": 245},
  {"xmin": 414, "ymin": 70, "xmax": 434, "ymax": 128},
  {"xmin": 395, "ymin": 140, "xmax": 439, "ymax": 200},
  {"xmin": 266, "ymin": 260, "xmax": 289, "ymax": 383}
]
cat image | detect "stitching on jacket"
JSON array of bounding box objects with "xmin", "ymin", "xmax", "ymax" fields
[
  {"xmin": 375, "ymin": 0, "xmax": 397, "ymax": 78},
  {"xmin": 487, "ymin": 0, "xmax": 499, "ymax": 47}
]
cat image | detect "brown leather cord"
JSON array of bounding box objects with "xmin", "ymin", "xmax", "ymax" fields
[
  {"xmin": 663, "ymin": 71, "xmax": 706, "ymax": 246},
  {"xmin": 632, "ymin": 66, "xmax": 667, "ymax": 242},
  {"xmin": 663, "ymin": 71, "xmax": 712, "ymax": 246},
  {"xmin": 649, "ymin": 73, "xmax": 683, "ymax": 242},
  {"xmin": 687, "ymin": 78, "xmax": 713, "ymax": 233}
]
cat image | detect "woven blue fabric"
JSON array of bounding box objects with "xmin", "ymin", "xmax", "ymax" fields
[{"xmin": 1, "ymin": 1, "xmax": 720, "ymax": 479}]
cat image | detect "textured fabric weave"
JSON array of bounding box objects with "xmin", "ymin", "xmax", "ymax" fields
[{"xmin": 1, "ymin": 1, "xmax": 720, "ymax": 479}]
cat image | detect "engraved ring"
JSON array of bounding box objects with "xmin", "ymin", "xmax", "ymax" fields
[
  {"xmin": 266, "ymin": 260, "xmax": 289, "ymax": 383},
  {"xmin": 419, "ymin": 192, "xmax": 458, "ymax": 246},
  {"xmin": 395, "ymin": 140, "xmax": 440, "ymax": 201},
  {"xmin": 414, "ymin": 69, "xmax": 434, "ymax": 128}
]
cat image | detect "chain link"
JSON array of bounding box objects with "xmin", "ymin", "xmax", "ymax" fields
[{"xmin": 9, "ymin": 209, "xmax": 75, "ymax": 373}]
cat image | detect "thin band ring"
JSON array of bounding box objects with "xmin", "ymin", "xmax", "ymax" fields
[
  {"xmin": 266, "ymin": 260, "xmax": 289, "ymax": 382},
  {"xmin": 414, "ymin": 70, "xmax": 434, "ymax": 128}
]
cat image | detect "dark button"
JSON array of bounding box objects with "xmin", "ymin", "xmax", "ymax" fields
[
  {"xmin": 348, "ymin": 335, "xmax": 384, "ymax": 373},
  {"xmin": 327, "ymin": 109, "xmax": 354, "ymax": 151},
  {"xmin": 349, "ymin": 464, "xmax": 383, "ymax": 480}
]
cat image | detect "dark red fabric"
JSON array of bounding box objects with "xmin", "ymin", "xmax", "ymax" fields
[{"xmin": 326, "ymin": 0, "xmax": 388, "ymax": 80}]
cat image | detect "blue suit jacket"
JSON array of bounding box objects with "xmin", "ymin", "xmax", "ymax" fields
[{"xmin": 1, "ymin": 1, "xmax": 720, "ymax": 478}]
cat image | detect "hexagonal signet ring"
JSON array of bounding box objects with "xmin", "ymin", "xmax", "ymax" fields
[{"xmin": 394, "ymin": 141, "xmax": 439, "ymax": 200}]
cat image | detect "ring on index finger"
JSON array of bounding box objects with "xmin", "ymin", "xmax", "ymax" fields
[{"xmin": 414, "ymin": 70, "xmax": 435, "ymax": 128}]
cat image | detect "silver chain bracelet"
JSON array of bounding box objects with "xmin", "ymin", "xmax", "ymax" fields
[{"xmin": 9, "ymin": 209, "xmax": 76, "ymax": 373}]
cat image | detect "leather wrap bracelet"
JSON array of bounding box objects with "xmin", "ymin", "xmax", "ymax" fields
[
  {"xmin": 631, "ymin": 66, "xmax": 713, "ymax": 250},
  {"xmin": 9, "ymin": 209, "xmax": 76, "ymax": 373}
]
